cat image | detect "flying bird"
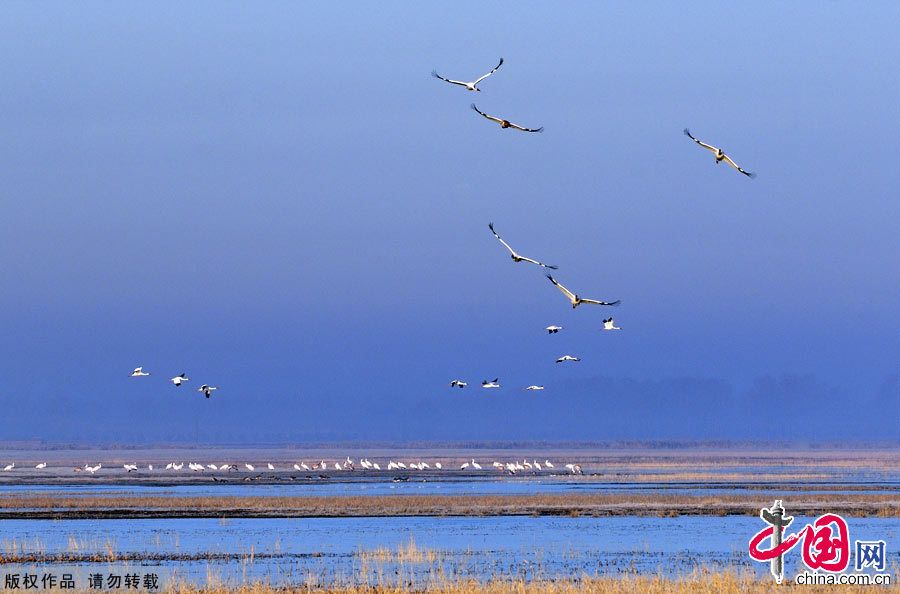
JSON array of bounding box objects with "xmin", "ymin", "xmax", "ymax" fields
[
  {"xmin": 449, "ymin": 379, "xmax": 467, "ymax": 388},
  {"xmin": 546, "ymin": 325, "xmax": 563, "ymax": 334},
  {"xmin": 171, "ymin": 373, "xmax": 189, "ymax": 386},
  {"xmin": 525, "ymin": 385, "xmax": 545, "ymax": 391},
  {"xmin": 683, "ymin": 128, "xmax": 755, "ymax": 178},
  {"xmin": 471, "ymin": 104, "xmax": 543, "ymax": 132},
  {"xmin": 488, "ymin": 223, "xmax": 557, "ymax": 269},
  {"xmin": 130, "ymin": 367, "xmax": 150, "ymax": 377},
  {"xmin": 602, "ymin": 318, "xmax": 621, "ymax": 331},
  {"xmin": 546, "ymin": 275, "xmax": 620, "ymax": 308},
  {"xmin": 556, "ymin": 355, "xmax": 581, "ymax": 363},
  {"xmin": 197, "ymin": 384, "xmax": 217, "ymax": 398},
  {"xmin": 432, "ymin": 58, "xmax": 503, "ymax": 92},
  {"xmin": 481, "ymin": 378, "xmax": 501, "ymax": 389}
]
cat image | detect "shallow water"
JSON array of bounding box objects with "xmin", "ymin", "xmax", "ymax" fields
[
  {"xmin": 2, "ymin": 515, "xmax": 897, "ymax": 588},
  {"xmin": 1, "ymin": 475, "xmax": 898, "ymax": 499}
]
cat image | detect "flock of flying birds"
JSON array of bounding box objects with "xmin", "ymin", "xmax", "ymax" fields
[
  {"xmin": 434, "ymin": 58, "xmax": 756, "ymax": 391},
  {"xmin": 129, "ymin": 367, "xmax": 217, "ymax": 398},
  {"xmin": 126, "ymin": 60, "xmax": 755, "ymax": 403}
]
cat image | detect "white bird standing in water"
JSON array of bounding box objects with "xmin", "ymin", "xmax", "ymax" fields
[
  {"xmin": 267, "ymin": 463, "xmax": 275, "ymax": 470},
  {"xmin": 432, "ymin": 58, "xmax": 503, "ymax": 92},
  {"xmin": 244, "ymin": 464, "xmax": 254, "ymax": 471},
  {"xmin": 683, "ymin": 128, "xmax": 756, "ymax": 178},
  {"xmin": 3, "ymin": 463, "xmax": 14, "ymax": 471},
  {"xmin": 35, "ymin": 462, "xmax": 47, "ymax": 469},
  {"xmin": 130, "ymin": 367, "xmax": 150, "ymax": 377},
  {"xmin": 602, "ymin": 318, "xmax": 621, "ymax": 331},
  {"xmin": 471, "ymin": 459, "xmax": 482, "ymax": 470}
]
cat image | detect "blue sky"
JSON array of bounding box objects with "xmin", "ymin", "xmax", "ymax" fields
[{"xmin": 0, "ymin": 3, "xmax": 898, "ymax": 443}]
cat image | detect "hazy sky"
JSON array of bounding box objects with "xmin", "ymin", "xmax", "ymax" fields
[{"xmin": 1, "ymin": 3, "xmax": 898, "ymax": 443}]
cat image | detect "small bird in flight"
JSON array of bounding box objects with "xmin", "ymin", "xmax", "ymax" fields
[
  {"xmin": 432, "ymin": 58, "xmax": 503, "ymax": 92},
  {"xmin": 556, "ymin": 355, "xmax": 581, "ymax": 363},
  {"xmin": 197, "ymin": 384, "xmax": 218, "ymax": 398},
  {"xmin": 525, "ymin": 385, "xmax": 545, "ymax": 391},
  {"xmin": 683, "ymin": 128, "xmax": 755, "ymax": 178},
  {"xmin": 489, "ymin": 223, "xmax": 557, "ymax": 269},
  {"xmin": 471, "ymin": 104, "xmax": 543, "ymax": 132},
  {"xmin": 130, "ymin": 367, "xmax": 150, "ymax": 377},
  {"xmin": 171, "ymin": 373, "xmax": 189, "ymax": 386},
  {"xmin": 546, "ymin": 275, "xmax": 620, "ymax": 308},
  {"xmin": 545, "ymin": 325, "xmax": 563, "ymax": 334},
  {"xmin": 449, "ymin": 379, "xmax": 467, "ymax": 388},
  {"xmin": 482, "ymin": 378, "xmax": 501, "ymax": 389},
  {"xmin": 602, "ymin": 318, "xmax": 621, "ymax": 331}
]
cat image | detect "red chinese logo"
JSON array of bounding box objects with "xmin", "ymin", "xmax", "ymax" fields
[{"xmin": 749, "ymin": 511, "xmax": 850, "ymax": 573}]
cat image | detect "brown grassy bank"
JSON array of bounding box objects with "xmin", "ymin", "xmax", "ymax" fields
[{"xmin": 0, "ymin": 492, "xmax": 897, "ymax": 519}]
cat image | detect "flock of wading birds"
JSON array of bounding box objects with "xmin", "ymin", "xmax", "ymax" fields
[
  {"xmin": 436, "ymin": 58, "xmax": 755, "ymax": 392},
  {"xmin": 0, "ymin": 457, "xmax": 583, "ymax": 476},
  {"xmin": 125, "ymin": 59, "xmax": 755, "ymax": 395}
]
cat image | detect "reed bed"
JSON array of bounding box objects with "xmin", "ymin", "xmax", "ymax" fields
[
  {"xmin": 0, "ymin": 492, "xmax": 896, "ymax": 518},
  {"xmin": 166, "ymin": 571, "xmax": 897, "ymax": 593}
]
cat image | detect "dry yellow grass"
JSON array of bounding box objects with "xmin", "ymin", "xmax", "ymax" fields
[{"xmin": 166, "ymin": 571, "xmax": 898, "ymax": 593}]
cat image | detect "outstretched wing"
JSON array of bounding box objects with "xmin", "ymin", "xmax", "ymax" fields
[
  {"xmin": 722, "ymin": 154, "xmax": 756, "ymax": 178},
  {"xmin": 488, "ymin": 222, "xmax": 517, "ymax": 255},
  {"xmin": 579, "ymin": 298, "xmax": 621, "ymax": 306},
  {"xmin": 683, "ymin": 128, "xmax": 719, "ymax": 154},
  {"xmin": 508, "ymin": 122, "xmax": 544, "ymax": 133},
  {"xmin": 432, "ymin": 70, "xmax": 467, "ymax": 87},
  {"xmin": 546, "ymin": 275, "xmax": 576, "ymax": 302},
  {"xmin": 518, "ymin": 255, "xmax": 557, "ymax": 269},
  {"xmin": 471, "ymin": 104, "xmax": 504, "ymax": 124},
  {"xmin": 473, "ymin": 57, "xmax": 504, "ymax": 85}
]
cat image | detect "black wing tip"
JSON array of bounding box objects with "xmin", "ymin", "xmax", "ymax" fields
[
  {"xmin": 745, "ymin": 171, "xmax": 757, "ymax": 179},
  {"xmin": 431, "ymin": 70, "xmax": 438, "ymax": 78},
  {"xmin": 488, "ymin": 222, "xmax": 494, "ymax": 230},
  {"xmin": 470, "ymin": 103, "xmax": 479, "ymax": 112},
  {"xmin": 546, "ymin": 264, "xmax": 559, "ymax": 270},
  {"xmin": 546, "ymin": 273, "xmax": 555, "ymax": 281},
  {"xmin": 610, "ymin": 300, "xmax": 622, "ymax": 306},
  {"xmin": 683, "ymin": 128, "xmax": 692, "ymax": 137},
  {"xmin": 497, "ymin": 57, "xmax": 504, "ymax": 66}
]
